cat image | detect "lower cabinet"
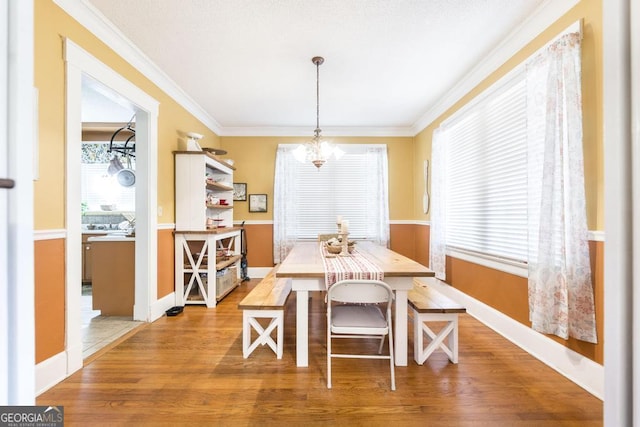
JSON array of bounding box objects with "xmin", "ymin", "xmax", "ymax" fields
[
  {"xmin": 174, "ymin": 228, "xmax": 242, "ymax": 307},
  {"xmin": 90, "ymin": 239, "xmax": 135, "ymax": 316},
  {"xmin": 82, "ymin": 233, "xmax": 106, "ymax": 283}
]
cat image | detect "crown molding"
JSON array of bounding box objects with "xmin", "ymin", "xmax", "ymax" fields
[
  {"xmin": 219, "ymin": 125, "xmax": 415, "ymax": 137},
  {"xmin": 54, "ymin": 0, "xmax": 414, "ymax": 138},
  {"xmin": 410, "ymin": 0, "xmax": 581, "ymax": 134},
  {"xmin": 56, "ymin": 0, "xmax": 580, "ymax": 139},
  {"xmin": 54, "ymin": 0, "xmax": 223, "ymax": 135}
]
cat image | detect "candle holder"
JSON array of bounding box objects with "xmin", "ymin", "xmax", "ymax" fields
[{"xmin": 338, "ymin": 232, "xmax": 350, "ymax": 256}]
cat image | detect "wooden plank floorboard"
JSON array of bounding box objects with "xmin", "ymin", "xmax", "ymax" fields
[{"xmin": 37, "ymin": 279, "xmax": 603, "ymax": 426}]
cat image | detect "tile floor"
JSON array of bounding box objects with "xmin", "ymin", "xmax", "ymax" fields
[{"xmin": 81, "ymin": 284, "xmax": 143, "ymax": 359}]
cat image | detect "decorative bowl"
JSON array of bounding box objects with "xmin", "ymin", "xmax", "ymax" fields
[{"xmin": 326, "ymin": 244, "xmax": 354, "ymax": 254}]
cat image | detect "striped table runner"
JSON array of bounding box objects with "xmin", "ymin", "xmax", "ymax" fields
[{"xmin": 320, "ymin": 244, "xmax": 384, "ymax": 287}]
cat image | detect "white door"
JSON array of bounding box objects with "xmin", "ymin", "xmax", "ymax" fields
[
  {"xmin": 0, "ymin": 0, "xmax": 10, "ymax": 405},
  {"xmin": 1, "ymin": 0, "xmax": 35, "ymax": 405}
]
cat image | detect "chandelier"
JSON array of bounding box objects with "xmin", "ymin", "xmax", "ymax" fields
[{"xmin": 293, "ymin": 56, "xmax": 343, "ymax": 169}]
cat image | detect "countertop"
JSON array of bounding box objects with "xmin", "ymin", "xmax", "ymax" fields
[
  {"xmin": 82, "ymin": 228, "xmax": 124, "ymax": 234},
  {"xmin": 87, "ymin": 233, "xmax": 135, "ymax": 242}
]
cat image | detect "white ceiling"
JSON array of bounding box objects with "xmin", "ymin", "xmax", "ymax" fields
[{"xmin": 83, "ymin": 0, "xmax": 546, "ymax": 135}]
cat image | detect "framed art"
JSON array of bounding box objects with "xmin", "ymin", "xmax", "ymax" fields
[
  {"xmin": 233, "ymin": 182, "xmax": 247, "ymax": 201},
  {"xmin": 249, "ymin": 194, "xmax": 267, "ymax": 212}
]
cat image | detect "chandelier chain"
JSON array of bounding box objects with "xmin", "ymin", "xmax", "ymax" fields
[
  {"xmin": 316, "ymin": 58, "xmax": 320, "ymax": 133},
  {"xmin": 313, "ymin": 56, "xmax": 323, "ymax": 135}
]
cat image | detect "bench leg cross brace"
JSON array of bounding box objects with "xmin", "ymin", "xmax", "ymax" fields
[
  {"xmin": 412, "ymin": 310, "xmax": 459, "ymax": 365},
  {"xmin": 243, "ymin": 310, "xmax": 284, "ymax": 359}
]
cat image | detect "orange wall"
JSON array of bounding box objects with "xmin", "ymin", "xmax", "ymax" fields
[
  {"xmin": 243, "ymin": 224, "xmax": 275, "ymax": 267},
  {"xmin": 157, "ymin": 230, "xmax": 176, "ymax": 298},
  {"xmin": 388, "ymin": 224, "xmax": 416, "ymax": 260},
  {"xmin": 34, "ymin": 239, "xmax": 65, "ymax": 363},
  {"xmin": 414, "ymin": 224, "xmax": 430, "ymax": 268}
]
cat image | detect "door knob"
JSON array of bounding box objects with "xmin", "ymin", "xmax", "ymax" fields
[{"xmin": 0, "ymin": 178, "xmax": 15, "ymax": 189}]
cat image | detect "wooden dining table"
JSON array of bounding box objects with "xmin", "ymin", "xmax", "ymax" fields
[{"xmin": 276, "ymin": 241, "xmax": 435, "ymax": 367}]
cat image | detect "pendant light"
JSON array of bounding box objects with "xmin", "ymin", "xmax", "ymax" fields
[{"xmin": 294, "ymin": 56, "xmax": 343, "ymax": 169}]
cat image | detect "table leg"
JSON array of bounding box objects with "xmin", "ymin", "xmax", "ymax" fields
[
  {"xmin": 296, "ymin": 289, "xmax": 309, "ymax": 367},
  {"xmin": 394, "ymin": 289, "xmax": 408, "ymax": 366}
]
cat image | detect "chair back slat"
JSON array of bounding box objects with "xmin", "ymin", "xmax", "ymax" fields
[{"xmin": 328, "ymin": 280, "xmax": 392, "ymax": 304}]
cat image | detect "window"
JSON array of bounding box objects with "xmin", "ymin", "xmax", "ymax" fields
[
  {"xmin": 434, "ymin": 26, "xmax": 585, "ymax": 276},
  {"xmin": 81, "ymin": 143, "xmax": 135, "ymax": 212},
  {"xmin": 432, "ymin": 25, "xmax": 596, "ymax": 341},
  {"xmin": 442, "ymin": 69, "xmax": 528, "ymax": 265},
  {"xmin": 273, "ymin": 144, "xmax": 389, "ymax": 263}
]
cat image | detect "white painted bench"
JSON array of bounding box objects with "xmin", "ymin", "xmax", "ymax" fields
[
  {"xmin": 237, "ymin": 265, "xmax": 291, "ymax": 359},
  {"xmin": 408, "ymin": 280, "xmax": 466, "ymax": 365}
]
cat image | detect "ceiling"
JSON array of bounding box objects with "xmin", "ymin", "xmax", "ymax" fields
[
  {"xmin": 83, "ymin": 0, "xmax": 546, "ymax": 135},
  {"xmin": 82, "ymin": 74, "xmax": 137, "ymax": 124}
]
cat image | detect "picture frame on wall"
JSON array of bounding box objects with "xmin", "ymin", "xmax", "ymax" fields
[
  {"xmin": 233, "ymin": 183, "xmax": 247, "ymax": 201},
  {"xmin": 249, "ymin": 194, "xmax": 267, "ymax": 212}
]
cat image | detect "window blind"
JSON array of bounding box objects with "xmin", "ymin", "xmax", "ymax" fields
[
  {"xmin": 444, "ymin": 70, "xmax": 528, "ymax": 262},
  {"xmin": 292, "ymin": 145, "xmax": 385, "ymax": 240}
]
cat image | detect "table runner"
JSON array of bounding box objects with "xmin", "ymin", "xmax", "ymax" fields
[{"xmin": 320, "ymin": 244, "xmax": 384, "ymax": 287}]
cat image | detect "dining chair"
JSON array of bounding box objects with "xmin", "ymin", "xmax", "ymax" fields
[{"xmin": 326, "ymin": 279, "xmax": 395, "ymax": 390}]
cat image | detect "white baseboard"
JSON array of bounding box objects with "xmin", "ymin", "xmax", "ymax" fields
[
  {"xmin": 247, "ymin": 267, "xmax": 273, "ymax": 279},
  {"xmin": 415, "ymin": 277, "xmax": 604, "ymax": 400},
  {"xmin": 150, "ymin": 292, "xmax": 176, "ymax": 321},
  {"xmin": 35, "ymin": 352, "xmax": 67, "ymax": 396},
  {"xmin": 66, "ymin": 342, "xmax": 84, "ymax": 375}
]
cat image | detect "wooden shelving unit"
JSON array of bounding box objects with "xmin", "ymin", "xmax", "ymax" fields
[{"xmin": 174, "ymin": 151, "xmax": 241, "ymax": 307}]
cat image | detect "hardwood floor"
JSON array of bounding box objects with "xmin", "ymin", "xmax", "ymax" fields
[{"xmin": 38, "ymin": 279, "xmax": 603, "ymax": 426}]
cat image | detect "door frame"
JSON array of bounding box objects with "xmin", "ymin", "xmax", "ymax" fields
[
  {"xmin": 603, "ymin": 0, "xmax": 639, "ymax": 425},
  {"xmin": 64, "ymin": 39, "xmax": 159, "ymax": 374}
]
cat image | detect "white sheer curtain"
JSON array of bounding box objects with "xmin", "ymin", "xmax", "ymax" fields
[
  {"xmin": 364, "ymin": 146, "xmax": 390, "ymax": 247},
  {"xmin": 273, "ymin": 145, "xmax": 298, "ymax": 263},
  {"xmin": 526, "ymin": 32, "xmax": 597, "ymax": 343},
  {"xmin": 429, "ymin": 127, "xmax": 447, "ymax": 280}
]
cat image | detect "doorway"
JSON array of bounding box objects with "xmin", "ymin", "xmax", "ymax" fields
[
  {"xmin": 80, "ymin": 75, "xmax": 141, "ymax": 359},
  {"xmin": 64, "ymin": 38, "xmax": 159, "ymax": 375}
]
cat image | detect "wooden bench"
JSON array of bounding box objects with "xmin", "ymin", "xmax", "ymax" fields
[
  {"xmin": 238, "ymin": 265, "xmax": 292, "ymax": 359},
  {"xmin": 408, "ymin": 280, "xmax": 466, "ymax": 365}
]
